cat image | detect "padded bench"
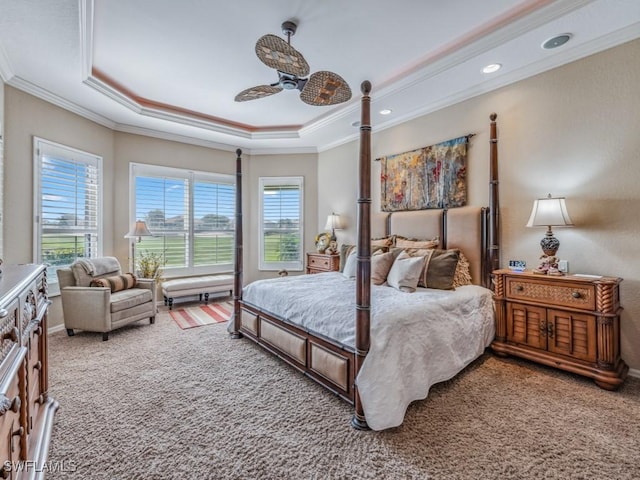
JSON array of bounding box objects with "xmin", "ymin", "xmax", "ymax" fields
[{"xmin": 162, "ymin": 274, "xmax": 234, "ymax": 310}]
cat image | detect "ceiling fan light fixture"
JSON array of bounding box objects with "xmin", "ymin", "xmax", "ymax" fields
[{"xmin": 236, "ymin": 20, "xmax": 351, "ymax": 106}]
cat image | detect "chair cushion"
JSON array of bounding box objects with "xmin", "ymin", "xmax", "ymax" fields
[
  {"xmin": 110, "ymin": 288, "xmax": 153, "ymax": 313},
  {"xmin": 90, "ymin": 273, "xmax": 137, "ymax": 292}
]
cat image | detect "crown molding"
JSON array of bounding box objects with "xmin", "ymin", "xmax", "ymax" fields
[
  {"xmin": 113, "ymin": 124, "xmax": 239, "ymax": 152},
  {"xmin": 7, "ymin": 76, "xmax": 115, "ymax": 129},
  {"xmin": 317, "ymin": 20, "xmax": 640, "ymax": 155}
]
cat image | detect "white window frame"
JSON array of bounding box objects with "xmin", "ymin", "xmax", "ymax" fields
[
  {"xmin": 33, "ymin": 137, "xmax": 103, "ymax": 295},
  {"xmin": 129, "ymin": 163, "xmax": 235, "ymax": 278},
  {"xmin": 258, "ymin": 176, "xmax": 304, "ymax": 271}
]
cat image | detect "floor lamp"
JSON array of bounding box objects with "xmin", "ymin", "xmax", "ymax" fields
[{"xmin": 124, "ymin": 220, "xmax": 153, "ymax": 272}]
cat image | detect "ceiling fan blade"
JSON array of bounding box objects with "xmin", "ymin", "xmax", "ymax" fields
[
  {"xmin": 255, "ymin": 34, "xmax": 310, "ymax": 77},
  {"xmin": 300, "ymin": 71, "xmax": 352, "ymax": 106},
  {"xmin": 234, "ymin": 85, "xmax": 283, "ymax": 102}
]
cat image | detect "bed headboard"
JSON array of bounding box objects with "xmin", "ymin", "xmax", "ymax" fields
[{"xmin": 372, "ymin": 206, "xmax": 488, "ymax": 286}]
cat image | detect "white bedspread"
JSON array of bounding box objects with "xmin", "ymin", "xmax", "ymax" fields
[{"xmin": 240, "ymin": 272, "xmax": 495, "ymax": 430}]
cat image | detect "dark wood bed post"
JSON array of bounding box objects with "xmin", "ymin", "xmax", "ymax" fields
[
  {"xmin": 352, "ymin": 80, "xmax": 372, "ymax": 430},
  {"xmin": 230, "ymin": 148, "xmax": 243, "ymax": 339},
  {"xmin": 487, "ymin": 113, "xmax": 500, "ymax": 287}
]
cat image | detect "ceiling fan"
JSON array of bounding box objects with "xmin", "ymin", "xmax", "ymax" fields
[{"xmin": 234, "ymin": 21, "xmax": 352, "ymax": 106}]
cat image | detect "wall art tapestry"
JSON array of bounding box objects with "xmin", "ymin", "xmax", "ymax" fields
[{"xmin": 379, "ymin": 136, "xmax": 469, "ymax": 212}]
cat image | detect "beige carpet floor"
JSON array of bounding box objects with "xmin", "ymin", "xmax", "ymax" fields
[{"xmin": 46, "ymin": 305, "xmax": 640, "ymax": 480}]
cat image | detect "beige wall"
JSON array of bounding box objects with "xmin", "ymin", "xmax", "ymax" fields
[{"xmin": 319, "ymin": 39, "xmax": 640, "ymax": 372}]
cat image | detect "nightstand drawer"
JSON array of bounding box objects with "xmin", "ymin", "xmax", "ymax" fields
[
  {"xmin": 505, "ymin": 277, "xmax": 595, "ymax": 310},
  {"xmin": 308, "ymin": 255, "xmax": 331, "ymax": 269}
]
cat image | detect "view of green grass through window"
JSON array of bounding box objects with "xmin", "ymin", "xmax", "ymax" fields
[
  {"xmin": 133, "ymin": 172, "xmax": 235, "ymax": 273},
  {"xmin": 260, "ymin": 177, "xmax": 303, "ymax": 270}
]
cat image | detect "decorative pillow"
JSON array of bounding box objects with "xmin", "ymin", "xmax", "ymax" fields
[
  {"xmin": 90, "ymin": 273, "xmax": 137, "ymax": 292},
  {"xmin": 393, "ymin": 235, "xmax": 440, "ymax": 249},
  {"xmin": 371, "ymin": 251, "xmax": 396, "ymax": 285},
  {"xmin": 423, "ymin": 249, "xmax": 460, "ymax": 290},
  {"xmin": 342, "ymin": 250, "xmax": 357, "ymax": 279},
  {"xmin": 371, "ymin": 236, "xmax": 393, "ymax": 249},
  {"xmin": 399, "ymin": 248, "xmax": 436, "ymax": 288},
  {"xmin": 386, "ymin": 251, "xmax": 426, "ymax": 293},
  {"xmin": 339, "ymin": 244, "xmax": 356, "ymax": 272},
  {"xmin": 339, "ymin": 243, "xmax": 386, "ymax": 272},
  {"xmin": 453, "ymin": 251, "xmax": 473, "ymax": 288}
]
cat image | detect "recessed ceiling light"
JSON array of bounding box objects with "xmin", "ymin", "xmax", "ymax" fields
[
  {"xmin": 351, "ymin": 120, "xmax": 361, "ymax": 128},
  {"xmin": 482, "ymin": 63, "xmax": 502, "ymax": 74},
  {"xmin": 542, "ymin": 33, "xmax": 572, "ymax": 50},
  {"xmin": 379, "ymin": 109, "xmax": 392, "ymax": 115}
]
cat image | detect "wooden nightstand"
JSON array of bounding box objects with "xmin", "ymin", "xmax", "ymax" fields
[
  {"xmin": 306, "ymin": 252, "xmax": 340, "ymax": 274},
  {"xmin": 492, "ymin": 269, "xmax": 628, "ymax": 390}
]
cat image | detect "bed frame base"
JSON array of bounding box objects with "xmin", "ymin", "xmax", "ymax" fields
[{"xmin": 239, "ymin": 301, "xmax": 356, "ymax": 405}]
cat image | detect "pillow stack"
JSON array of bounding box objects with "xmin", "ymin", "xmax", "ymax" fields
[{"xmin": 339, "ymin": 234, "xmax": 472, "ymax": 292}]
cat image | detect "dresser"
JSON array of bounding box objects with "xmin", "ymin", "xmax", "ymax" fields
[
  {"xmin": 492, "ymin": 269, "xmax": 628, "ymax": 390},
  {"xmin": 0, "ymin": 264, "xmax": 58, "ymax": 479},
  {"xmin": 306, "ymin": 253, "xmax": 340, "ymax": 274}
]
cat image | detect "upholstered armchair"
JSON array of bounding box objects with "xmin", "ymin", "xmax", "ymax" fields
[{"xmin": 57, "ymin": 257, "xmax": 157, "ymax": 341}]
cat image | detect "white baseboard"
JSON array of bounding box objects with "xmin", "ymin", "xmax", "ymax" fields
[
  {"xmin": 629, "ymin": 367, "xmax": 640, "ymax": 379},
  {"xmin": 48, "ymin": 324, "xmax": 66, "ymax": 335}
]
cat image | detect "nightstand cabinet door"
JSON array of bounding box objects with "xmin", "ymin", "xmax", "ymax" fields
[
  {"xmin": 546, "ymin": 309, "xmax": 596, "ymax": 362},
  {"xmin": 507, "ymin": 303, "xmax": 547, "ymax": 350}
]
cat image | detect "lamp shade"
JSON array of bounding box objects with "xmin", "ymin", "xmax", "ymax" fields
[
  {"xmin": 125, "ymin": 220, "xmax": 153, "ymax": 239},
  {"xmin": 526, "ymin": 195, "xmax": 574, "ymax": 228},
  {"xmin": 324, "ymin": 213, "xmax": 344, "ymax": 232}
]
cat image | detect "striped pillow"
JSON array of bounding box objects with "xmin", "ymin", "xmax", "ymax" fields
[{"xmin": 90, "ymin": 273, "xmax": 137, "ymax": 292}]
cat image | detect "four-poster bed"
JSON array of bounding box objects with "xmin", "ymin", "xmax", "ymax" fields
[{"xmin": 229, "ymin": 81, "xmax": 500, "ymax": 430}]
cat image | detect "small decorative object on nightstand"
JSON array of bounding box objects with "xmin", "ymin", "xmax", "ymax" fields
[
  {"xmin": 306, "ymin": 252, "xmax": 339, "ymax": 274},
  {"xmin": 492, "ymin": 269, "xmax": 628, "ymax": 390}
]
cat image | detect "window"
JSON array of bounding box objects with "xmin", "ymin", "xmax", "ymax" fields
[
  {"xmin": 259, "ymin": 177, "xmax": 304, "ymax": 271},
  {"xmin": 33, "ymin": 138, "xmax": 103, "ymax": 293},
  {"xmin": 130, "ymin": 163, "xmax": 235, "ymax": 277}
]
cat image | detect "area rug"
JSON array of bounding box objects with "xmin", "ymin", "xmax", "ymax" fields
[{"xmin": 169, "ymin": 301, "xmax": 232, "ymax": 329}]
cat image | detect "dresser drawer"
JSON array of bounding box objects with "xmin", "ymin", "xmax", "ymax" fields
[{"xmin": 505, "ymin": 277, "xmax": 595, "ymax": 311}]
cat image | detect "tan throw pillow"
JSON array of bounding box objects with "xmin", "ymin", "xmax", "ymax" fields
[
  {"xmin": 394, "ymin": 235, "xmax": 440, "ymax": 249},
  {"xmin": 387, "ymin": 251, "xmax": 426, "ymax": 293},
  {"xmin": 90, "ymin": 273, "xmax": 137, "ymax": 292},
  {"xmin": 371, "ymin": 236, "xmax": 393, "ymax": 249},
  {"xmin": 371, "ymin": 251, "xmax": 395, "ymax": 285},
  {"xmin": 423, "ymin": 249, "xmax": 460, "ymax": 290},
  {"xmin": 453, "ymin": 251, "xmax": 473, "ymax": 287}
]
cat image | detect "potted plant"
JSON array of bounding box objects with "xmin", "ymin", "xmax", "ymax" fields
[{"xmin": 136, "ymin": 250, "xmax": 164, "ymax": 280}]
